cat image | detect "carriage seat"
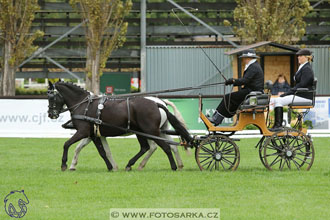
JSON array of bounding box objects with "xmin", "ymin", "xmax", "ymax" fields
[
  {"xmin": 288, "ymin": 78, "xmax": 317, "ymax": 109},
  {"xmin": 240, "ymin": 91, "xmax": 270, "ymax": 111}
]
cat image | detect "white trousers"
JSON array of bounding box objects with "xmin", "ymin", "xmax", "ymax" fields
[{"xmin": 273, "ymin": 95, "xmax": 312, "ymax": 108}]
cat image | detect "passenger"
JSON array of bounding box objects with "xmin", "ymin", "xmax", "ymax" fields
[
  {"xmin": 271, "ymin": 74, "xmax": 290, "ymax": 96},
  {"xmin": 208, "ymin": 49, "xmax": 264, "ymax": 126},
  {"xmin": 271, "ymin": 49, "xmax": 315, "ymax": 131}
]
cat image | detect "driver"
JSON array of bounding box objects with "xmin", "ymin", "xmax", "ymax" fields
[{"xmin": 208, "ymin": 49, "xmax": 264, "ymax": 126}]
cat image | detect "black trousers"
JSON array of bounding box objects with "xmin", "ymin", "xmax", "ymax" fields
[{"xmin": 216, "ymin": 89, "xmax": 251, "ymax": 118}]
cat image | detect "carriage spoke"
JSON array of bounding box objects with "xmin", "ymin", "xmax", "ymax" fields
[
  {"xmin": 294, "ymin": 156, "xmax": 311, "ymax": 165},
  {"xmin": 206, "ymin": 160, "xmax": 214, "ymax": 170},
  {"xmin": 221, "ymin": 157, "xmax": 234, "ymax": 166},
  {"xmin": 201, "ymin": 146, "xmax": 213, "ymax": 154},
  {"xmin": 267, "ymin": 143, "xmax": 283, "ymax": 152},
  {"xmin": 221, "ymin": 147, "xmax": 235, "ymax": 154},
  {"xmin": 269, "ymin": 155, "xmax": 281, "ymax": 167},
  {"xmin": 292, "ymin": 159, "xmax": 301, "ymax": 170},
  {"xmin": 200, "ymin": 156, "xmax": 212, "ymax": 164},
  {"xmin": 210, "ymin": 161, "xmax": 216, "ymax": 171},
  {"xmin": 208, "ymin": 141, "xmax": 216, "ymax": 153},
  {"xmin": 219, "ymin": 160, "xmax": 226, "ymax": 170},
  {"xmin": 279, "ymin": 158, "xmax": 285, "ymax": 171},
  {"xmin": 221, "ymin": 142, "xmax": 232, "ymax": 152},
  {"xmin": 286, "ymin": 159, "xmax": 291, "ymax": 170}
]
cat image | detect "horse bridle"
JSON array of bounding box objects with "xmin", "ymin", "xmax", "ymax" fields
[
  {"xmin": 48, "ymin": 86, "xmax": 67, "ymax": 117},
  {"xmin": 48, "ymin": 84, "xmax": 98, "ymax": 116}
]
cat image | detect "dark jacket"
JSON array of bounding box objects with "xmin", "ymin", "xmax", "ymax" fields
[
  {"xmin": 233, "ymin": 61, "xmax": 264, "ymax": 92},
  {"xmin": 283, "ymin": 62, "xmax": 314, "ymax": 100},
  {"xmin": 271, "ymin": 81, "xmax": 290, "ymax": 95},
  {"xmin": 216, "ymin": 61, "xmax": 264, "ymax": 117}
]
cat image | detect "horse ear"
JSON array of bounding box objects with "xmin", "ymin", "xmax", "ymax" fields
[
  {"xmin": 48, "ymin": 81, "xmax": 54, "ymax": 90},
  {"xmin": 58, "ymin": 78, "xmax": 62, "ymax": 82}
]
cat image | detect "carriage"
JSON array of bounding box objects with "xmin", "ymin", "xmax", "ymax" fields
[
  {"xmin": 47, "ymin": 79, "xmax": 317, "ymax": 172},
  {"xmin": 192, "ymin": 79, "xmax": 317, "ymax": 171}
]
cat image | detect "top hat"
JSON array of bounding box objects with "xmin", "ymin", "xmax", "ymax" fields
[
  {"xmin": 239, "ymin": 49, "xmax": 260, "ymax": 58},
  {"xmin": 296, "ymin": 49, "xmax": 312, "ymax": 56}
]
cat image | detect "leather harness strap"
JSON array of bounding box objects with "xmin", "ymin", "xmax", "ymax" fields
[
  {"xmin": 126, "ymin": 98, "xmax": 130, "ymax": 130},
  {"xmin": 93, "ymin": 96, "xmax": 107, "ymax": 137},
  {"xmin": 71, "ymin": 114, "xmax": 179, "ymax": 145}
]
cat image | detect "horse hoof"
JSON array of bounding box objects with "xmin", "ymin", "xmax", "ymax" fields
[
  {"xmin": 113, "ymin": 166, "xmax": 118, "ymax": 171},
  {"xmin": 137, "ymin": 165, "xmax": 145, "ymax": 171},
  {"xmin": 61, "ymin": 165, "xmax": 67, "ymax": 171},
  {"xmin": 178, "ymin": 165, "xmax": 184, "ymax": 170},
  {"xmin": 125, "ymin": 166, "xmax": 132, "ymax": 171},
  {"xmin": 69, "ymin": 168, "xmax": 76, "ymax": 171}
]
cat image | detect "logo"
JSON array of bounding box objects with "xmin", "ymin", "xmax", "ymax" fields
[
  {"xmin": 4, "ymin": 190, "xmax": 29, "ymax": 218},
  {"xmin": 106, "ymin": 86, "xmax": 114, "ymax": 94}
]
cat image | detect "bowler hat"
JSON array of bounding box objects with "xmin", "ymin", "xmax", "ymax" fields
[
  {"xmin": 296, "ymin": 49, "xmax": 312, "ymax": 56},
  {"xmin": 239, "ymin": 49, "xmax": 260, "ymax": 58}
]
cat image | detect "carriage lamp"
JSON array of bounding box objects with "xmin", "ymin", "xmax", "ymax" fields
[{"xmin": 249, "ymin": 96, "xmax": 257, "ymax": 106}]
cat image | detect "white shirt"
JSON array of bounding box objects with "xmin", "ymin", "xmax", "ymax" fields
[
  {"xmin": 244, "ymin": 59, "xmax": 257, "ymax": 71},
  {"xmin": 297, "ymin": 61, "xmax": 308, "ymax": 73},
  {"xmin": 295, "ymin": 61, "xmax": 308, "ymax": 80}
]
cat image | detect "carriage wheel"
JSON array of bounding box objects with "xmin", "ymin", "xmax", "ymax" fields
[
  {"xmin": 261, "ymin": 128, "xmax": 314, "ymax": 171},
  {"xmin": 258, "ymin": 137, "xmax": 266, "ymax": 167},
  {"xmin": 195, "ymin": 135, "xmax": 240, "ymax": 171}
]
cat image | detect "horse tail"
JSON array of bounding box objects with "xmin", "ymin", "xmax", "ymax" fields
[
  {"xmin": 157, "ymin": 103, "xmax": 193, "ymax": 144},
  {"xmin": 163, "ymin": 99, "xmax": 188, "ymax": 129}
]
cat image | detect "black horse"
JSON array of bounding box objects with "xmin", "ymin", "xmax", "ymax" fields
[{"xmin": 47, "ymin": 81, "xmax": 193, "ymax": 171}]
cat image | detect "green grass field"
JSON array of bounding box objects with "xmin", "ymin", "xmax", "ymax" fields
[{"xmin": 1, "ymin": 137, "xmax": 330, "ymax": 220}]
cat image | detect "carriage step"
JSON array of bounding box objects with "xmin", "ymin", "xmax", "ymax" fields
[{"xmin": 161, "ymin": 130, "xmax": 179, "ymax": 135}]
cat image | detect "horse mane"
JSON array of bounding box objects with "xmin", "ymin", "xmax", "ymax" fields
[{"xmin": 55, "ymin": 81, "xmax": 89, "ymax": 95}]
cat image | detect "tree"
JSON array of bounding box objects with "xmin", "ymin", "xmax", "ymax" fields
[
  {"xmin": 70, "ymin": 0, "xmax": 132, "ymax": 95},
  {"xmin": 0, "ymin": 0, "xmax": 43, "ymax": 96},
  {"xmin": 226, "ymin": 0, "xmax": 312, "ymax": 46}
]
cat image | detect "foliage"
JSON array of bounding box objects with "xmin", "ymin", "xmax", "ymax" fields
[
  {"xmin": 69, "ymin": 0, "xmax": 132, "ymax": 77},
  {"xmin": 244, "ymin": 124, "xmax": 258, "ymax": 130},
  {"xmin": 226, "ymin": 0, "xmax": 312, "ymax": 45},
  {"xmin": 0, "ymin": 0, "xmax": 44, "ymax": 67},
  {"xmin": 15, "ymin": 87, "xmax": 47, "ymax": 95}
]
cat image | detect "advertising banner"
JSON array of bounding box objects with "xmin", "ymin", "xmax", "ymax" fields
[
  {"xmin": 0, "ymin": 97, "xmax": 329, "ymax": 137},
  {"xmin": 304, "ymin": 97, "xmax": 330, "ymax": 129},
  {"xmin": 0, "ymin": 99, "xmax": 72, "ymax": 137}
]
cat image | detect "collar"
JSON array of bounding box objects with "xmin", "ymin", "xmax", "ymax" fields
[
  {"xmin": 297, "ymin": 61, "xmax": 308, "ymax": 73},
  {"xmin": 244, "ymin": 59, "xmax": 257, "ymax": 71}
]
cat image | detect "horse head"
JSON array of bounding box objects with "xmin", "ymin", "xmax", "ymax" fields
[
  {"xmin": 47, "ymin": 81, "xmax": 65, "ymax": 119},
  {"xmin": 47, "ymin": 80, "xmax": 90, "ymax": 119}
]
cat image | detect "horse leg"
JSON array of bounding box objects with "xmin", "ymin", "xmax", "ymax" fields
[
  {"xmin": 154, "ymin": 139, "xmax": 177, "ymax": 171},
  {"xmin": 125, "ymin": 135, "xmax": 150, "ymax": 171},
  {"xmin": 62, "ymin": 131, "xmax": 87, "ymax": 171},
  {"xmin": 100, "ymin": 136, "xmax": 118, "ymax": 171},
  {"xmin": 92, "ymin": 136, "xmax": 113, "ymax": 171},
  {"xmin": 137, "ymin": 140, "xmax": 157, "ymax": 170},
  {"xmin": 165, "ymin": 134, "xmax": 184, "ymax": 170},
  {"xmin": 69, "ymin": 138, "xmax": 91, "ymax": 171}
]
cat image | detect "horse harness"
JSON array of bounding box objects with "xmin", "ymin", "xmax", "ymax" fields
[
  {"xmin": 71, "ymin": 95, "xmax": 130, "ymax": 136},
  {"xmin": 69, "ymin": 95, "xmax": 179, "ymax": 145}
]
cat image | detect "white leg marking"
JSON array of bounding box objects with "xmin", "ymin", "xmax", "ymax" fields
[
  {"xmin": 138, "ymin": 140, "xmax": 157, "ymax": 170},
  {"xmin": 69, "ymin": 138, "xmax": 91, "ymax": 170},
  {"xmin": 100, "ymin": 137, "xmax": 118, "ymax": 171}
]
